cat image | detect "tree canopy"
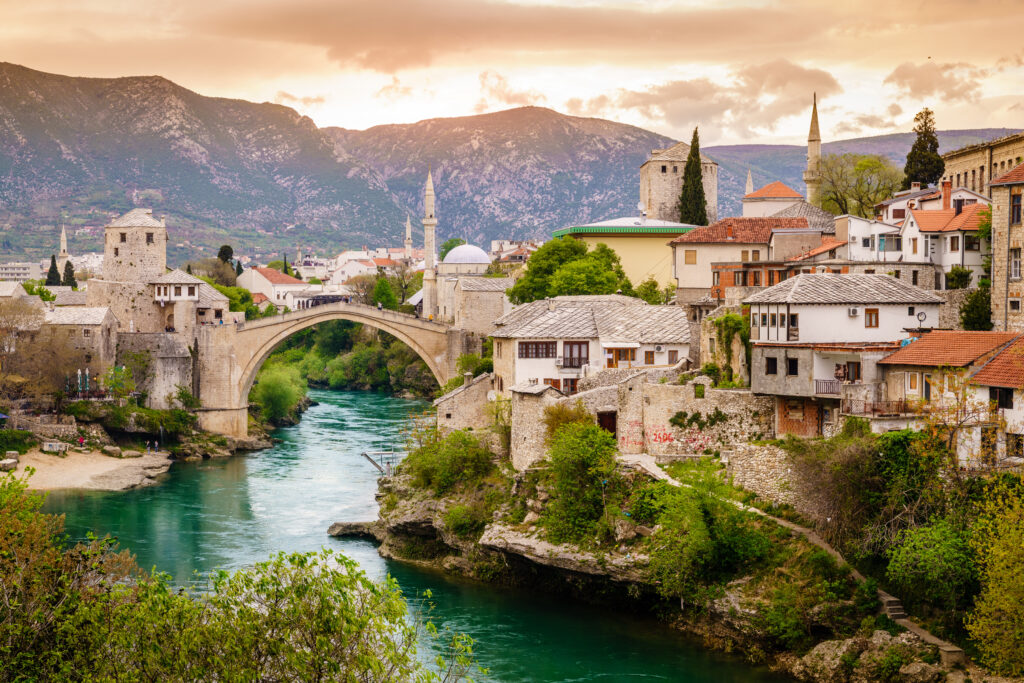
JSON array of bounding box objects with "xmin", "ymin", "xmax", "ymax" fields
[
  {"xmin": 44, "ymin": 255, "xmax": 61, "ymax": 287},
  {"xmin": 439, "ymin": 238, "xmax": 467, "ymax": 261},
  {"xmin": 819, "ymin": 153, "xmax": 904, "ymax": 217},
  {"xmin": 217, "ymin": 244, "xmax": 234, "ymax": 263},
  {"xmin": 506, "ymin": 238, "xmax": 633, "ymax": 304},
  {"xmin": 61, "ymin": 261, "xmax": 77, "ymax": 289},
  {"xmin": 372, "ymin": 277, "xmax": 399, "ymax": 310},
  {"xmin": 903, "ymin": 108, "xmax": 944, "ymax": 189},
  {"xmin": 678, "ymin": 127, "xmax": 709, "ymax": 226}
]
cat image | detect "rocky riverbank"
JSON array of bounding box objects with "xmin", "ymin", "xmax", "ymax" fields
[
  {"xmin": 331, "ymin": 464, "xmax": 986, "ymax": 683},
  {"xmin": 15, "ymin": 447, "xmax": 174, "ymax": 491}
]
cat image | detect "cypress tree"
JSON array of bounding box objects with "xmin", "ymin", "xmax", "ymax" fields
[
  {"xmin": 62, "ymin": 261, "xmax": 77, "ymax": 289},
  {"xmin": 236, "ymin": 261, "xmax": 243, "ymax": 276},
  {"xmin": 186, "ymin": 264, "xmax": 193, "ymax": 274},
  {"xmin": 903, "ymin": 108, "xmax": 944, "ymax": 190},
  {"xmin": 45, "ymin": 255, "xmax": 61, "ymax": 287},
  {"xmin": 282, "ymin": 255, "xmax": 289, "ymax": 276},
  {"xmin": 678, "ymin": 127, "xmax": 709, "ymax": 226}
]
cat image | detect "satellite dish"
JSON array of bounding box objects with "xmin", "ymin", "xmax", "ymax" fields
[
  {"xmin": 637, "ymin": 201, "xmax": 645, "ymax": 212},
  {"xmin": 917, "ymin": 311, "xmax": 927, "ymax": 323}
]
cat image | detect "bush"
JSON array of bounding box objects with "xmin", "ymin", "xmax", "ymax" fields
[
  {"xmin": 0, "ymin": 429, "xmax": 35, "ymax": 454},
  {"xmin": 699, "ymin": 363, "xmax": 721, "ymax": 386},
  {"xmin": 627, "ymin": 480, "xmax": 677, "ymax": 526},
  {"xmin": 541, "ymin": 401, "xmax": 593, "ymax": 444},
  {"xmin": 542, "ymin": 423, "xmax": 619, "ymax": 544},
  {"xmin": 443, "ymin": 504, "xmax": 488, "ymax": 539},
  {"xmin": 886, "ymin": 518, "xmax": 976, "ymax": 611},
  {"xmin": 945, "ymin": 265, "xmax": 973, "ymax": 289},
  {"xmin": 249, "ymin": 365, "xmax": 306, "ymax": 424},
  {"xmin": 402, "ymin": 430, "xmax": 494, "ymax": 495}
]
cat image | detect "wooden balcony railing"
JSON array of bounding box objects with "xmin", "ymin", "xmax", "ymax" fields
[{"xmin": 815, "ymin": 379, "xmax": 841, "ymax": 395}]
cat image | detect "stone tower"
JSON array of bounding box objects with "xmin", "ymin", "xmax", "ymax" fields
[
  {"xmin": 803, "ymin": 93, "xmax": 822, "ymax": 206},
  {"xmin": 421, "ymin": 170, "xmax": 438, "ymax": 319},
  {"xmin": 101, "ymin": 208, "xmax": 167, "ymax": 283},
  {"xmin": 639, "ymin": 142, "xmax": 718, "ymax": 223},
  {"xmin": 404, "ymin": 216, "xmax": 413, "ymax": 260},
  {"xmin": 745, "ymin": 169, "xmax": 754, "ymax": 196},
  {"xmin": 57, "ymin": 224, "xmax": 70, "ymax": 272}
]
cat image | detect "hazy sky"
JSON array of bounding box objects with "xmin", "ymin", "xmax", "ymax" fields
[{"xmin": 2, "ymin": 0, "xmax": 1022, "ymax": 145}]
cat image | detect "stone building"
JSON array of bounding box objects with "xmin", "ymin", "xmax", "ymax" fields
[
  {"xmin": 989, "ymin": 162, "xmax": 1024, "ymax": 330},
  {"xmin": 40, "ymin": 307, "xmax": 118, "ymax": 378},
  {"xmin": 942, "ymin": 131, "xmax": 1024, "ymax": 198},
  {"xmin": 640, "ymin": 141, "xmax": 718, "ymax": 224}
]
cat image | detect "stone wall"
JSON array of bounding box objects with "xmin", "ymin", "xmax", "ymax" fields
[
  {"xmin": 936, "ymin": 288, "xmax": 971, "ymax": 329},
  {"xmin": 435, "ymin": 373, "xmax": 494, "ymax": 433},
  {"xmin": 102, "ymin": 224, "xmax": 167, "ymax": 283},
  {"xmin": 454, "ymin": 289, "xmax": 508, "ymax": 336},
  {"xmin": 943, "ymin": 132, "xmax": 1024, "ymax": 196},
  {"xmin": 87, "ymin": 280, "xmax": 165, "ymax": 334},
  {"xmin": 699, "ymin": 306, "xmax": 749, "ymax": 383},
  {"xmin": 509, "ymin": 388, "xmax": 561, "ymax": 471},
  {"xmin": 640, "ymin": 157, "xmax": 718, "ymax": 223},
  {"xmin": 724, "ymin": 443, "xmax": 805, "ymax": 511},
  {"xmin": 117, "ymin": 332, "xmax": 193, "ymax": 410},
  {"xmin": 9, "ymin": 413, "xmax": 79, "ymax": 439}
]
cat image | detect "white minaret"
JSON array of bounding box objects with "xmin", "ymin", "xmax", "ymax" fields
[
  {"xmin": 421, "ymin": 169, "xmax": 438, "ymax": 319},
  {"xmin": 57, "ymin": 224, "xmax": 70, "ymax": 272},
  {"xmin": 745, "ymin": 168, "xmax": 754, "ymax": 196},
  {"xmin": 804, "ymin": 93, "xmax": 822, "ymax": 206},
  {"xmin": 404, "ymin": 216, "xmax": 413, "ymax": 260}
]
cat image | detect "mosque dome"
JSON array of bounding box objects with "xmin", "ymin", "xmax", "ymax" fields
[{"xmin": 442, "ymin": 244, "xmax": 491, "ymax": 264}]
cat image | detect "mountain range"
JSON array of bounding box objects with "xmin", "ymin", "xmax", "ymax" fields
[{"xmin": 0, "ymin": 62, "xmax": 1016, "ymax": 262}]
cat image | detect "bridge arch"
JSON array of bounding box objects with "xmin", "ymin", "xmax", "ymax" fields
[{"xmin": 234, "ymin": 304, "xmax": 452, "ymax": 404}]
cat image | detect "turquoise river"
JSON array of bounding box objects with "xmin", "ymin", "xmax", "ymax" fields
[{"xmin": 45, "ymin": 388, "xmax": 786, "ymax": 682}]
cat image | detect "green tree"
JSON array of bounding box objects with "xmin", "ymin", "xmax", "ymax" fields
[
  {"xmin": 678, "ymin": 127, "xmax": 708, "ymax": 226},
  {"xmin": 439, "ymin": 238, "xmax": 466, "ymax": 261},
  {"xmin": 507, "ymin": 237, "xmax": 588, "ymax": 304},
  {"xmin": 635, "ymin": 277, "xmax": 668, "ymax": 304},
  {"xmin": 61, "ymin": 261, "xmax": 77, "ymax": 289},
  {"xmin": 44, "ymin": 255, "xmax": 61, "ymax": 287},
  {"xmin": 21, "ymin": 280, "xmax": 55, "ymax": 302},
  {"xmin": 967, "ymin": 483, "xmax": 1024, "ymax": 676},
  {"xmin": 235, "ymin": 261, "xmax": 243, "ymax": 276},
  {"xmin": 945, "ymin": 265, "xmax": 973, "ymax": 289},
  {"xmin": 249, "ymin": 365, "xmax": 306, "ymax": 424},
  {"xmin": 587, "ymin": 243, "xmax": 635, "ymax": 295},
  {"xmin": 903, "ymin": 108, "xmax": 944, "ymax": 190},
  {"xmin": 186, "ymin": 264, "xmax": 193, "ymax": 274},
  {"xmin": 543, "ymin": 423, "xmax": 620, "ymax": 544},
  {"xmin": 885, "ymin": 518, "xmax": 976, "ymax": 611},
  {"xmin": 217, "ymin": 244, "xmax": 234, "ymax": 263},
  {"xmin": 372, "ymin": 277, "xmax": 399, "ymax": 310},
  {"xmin": 819, "ymin": 153, "xmax": 904, "ymax": 217},
  {"xmin": 549, "ymin": 259, "xmax": 618, "ymax": 297},
  {"xmin": 960, "ymin": 286, "xmax": 992, "ymax": 330},
  {"xmin": 102, "ymin": 366, "xmax": 136, "ymax": 399}
]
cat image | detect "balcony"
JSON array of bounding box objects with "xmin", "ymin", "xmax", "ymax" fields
[
  {"xmin": 815, "ymin": 379, "xmax": 840, "ymax": 395},
  {"xmin": 561, "ymin": 356, "xmax": 587, "ymax": 369},
  {"xmin": 841, "ymin": 399, "xmax": 916, "ymax": 417}
]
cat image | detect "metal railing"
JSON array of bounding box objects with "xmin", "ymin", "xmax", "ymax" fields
[
  {"xmin": 815, "ymin": 379, "xmax": 840, "ymax": 395},
  {"xmin": 562, "ymin": 356, "xmax": 587, "ymax": 369},
  {"xmin": 841, "ymin": 399, "xmax": 915, "ymax": 417}
]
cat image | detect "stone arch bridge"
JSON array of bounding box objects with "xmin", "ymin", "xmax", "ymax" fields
[{"xmin": 194, "ymin": 303, "xmax": 476, "ymax": 437}]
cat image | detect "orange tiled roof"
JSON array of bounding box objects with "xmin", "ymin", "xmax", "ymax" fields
[
  {"xmin": 254, "ymin": 267, "xmax": 304, "ymax": 285},
  {"xmin": 971, "ymin": 336, "xmax": 1024, "ymax": 388},
  {"xmin": 910, "ymin": 204, "xmax": 986, "ymax": 232},
  {"xmin": 670, "ymin": 217, "xmax": 808, "ymax": 245},
  {"xmin": 878, "ymin": 330, "xmax": 1019, "ymax": 367},
  {"xmin": 251, "ymin": 292, "xmax": 269, "ymax": 304},
  {"xmin": 372, "ymin": 258, "xmax": 397, "ymax": 267},
  {"xmin": 945, "ymin": 203, "xmax": 987, "ymax": 231},
  {"xmin": 991, "ymin": 162, "xmax": 1024, "ymax": 186},
  {"xmin": 744, "ymin": 181, "xmax": 803, "ymax": 199},
  {"xmin": 790, "ymin": 238, "xmax": 845, "ymax": 262}
]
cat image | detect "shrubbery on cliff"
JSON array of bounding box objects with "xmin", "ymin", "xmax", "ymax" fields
[
  {"xmin": 402, "ymin": 430, "xmax": 494, "ymax": 495},
  {"xmin": 249, "ymin": 365, "xmax": 307, "ymax": 425}
]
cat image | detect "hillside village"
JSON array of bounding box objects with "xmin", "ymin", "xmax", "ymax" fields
[{"xmin": 4, "ymin": 92, "xmax": 1024, "ymax": 680}]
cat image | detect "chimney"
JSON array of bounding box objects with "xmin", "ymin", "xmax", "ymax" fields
[
  {"xmin": 547, "ymin": 297, "xmax": 555, "ymax": 311},
  {"xmin": 464, "ymin": 371, "xmax": 473, "ymax": 385},
  {"xmin": 726, "ymin": 223, "xmax": 734, "ymax": 239},
  {"xmin": 911, "ymin": 181, "xmax": 921, "ymax": 192},
  {"xmin": 942, "ymin": 179, "xmax": 952, "ymax": 211}
]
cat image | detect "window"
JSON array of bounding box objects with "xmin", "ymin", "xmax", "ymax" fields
[
  {"xmin": 765, "ymin": 357, "xmax": 778, "ymax": 375},
  {"xmin": 751, "ymin": 250, "xmax": 760, "ymax": 262},
  {"xmin": 786, "ymin": 357, "xmax": 799, "ymax": 376},
  {"xmin": 741, "ymin": 250, "xmax": 749, "ymax": 261},
  {"xmin": 863, "ymin": 269, "xmax": 875, "ymax": 274},
  {"xmin": 645, "ymin": 350, "xmax": 655, "ymax": 365},
  {"xmin": 865, "ymin": 308, "xmax": 879, "ymax": 328},
  {"xmin": 114, "ymin": 247, "xmax": 119, "ymax": 257},
  {"xmin": 543, "ymin": 378, "xmax": 561, "ymax": 391},
  {"xmin": 861, "ymin": 237, "xmax": 871, "ymax": 248},
  {"xmin": 684, "ymin": 249, "xmax": 697, "ymax": 265},
  {"xmin": 908, "ymin": 372, "xmax": 918, "ymax": 391},
  {"xmin": 847, "ymin": 361, "xmax": 862, "ymax": 382},
  {"xmin": 119, "ymin": 232, "xmax": 126, "ymax": 243},
  {"xmin": 778, "ymin": 314, "xmax": 786, "ymax": 327},
  {"xmin": 563, "ymin": 341, "xmax": 589, "ymax": 368},
  {"xmin": 990, "ymin": 387, "xmax": 1014, "ymax": 410},
  {"xmin": 949, "ymin": 236, "xmax": 959, "ymax": 252},
  {"xmin": 965, "ymin": 235, "xmax": 981, "ymax": 251},
  {"xmin": 661, "ymin": 165, "xmax": 667, "ymax": 173},
  {"xmin": 911, "ymin": 238, "xmax": 918, "ymax": 254},
  {"xmin": 668, "ymin": 350, "xmax": 678, "ymax": 364},
  {"xmin": 789, "ymin": 313, "xmax": 798, "ymax": 328},
  {"xmin": 1012, "ymin": 191, "xmax": 1022, "ymax": 226},
  {"xmin": 905, "ymin": 306, "xmax": 914, "ymax": 317},
  {"xmin": 214, "ymin": 309, "xmax": 223, "ymax": 320},
  {"xmin": 750, "ymin": 271, "xmax": 761, "ymax": 286},
  {"xmin": 82, "ymin": 328, "xmax": 91, "ymax": 337},
  {"xmin": 174, "ymin": 286, "xmax": 182, "ymax": 296},
  {"xmin": 912, "ymin": 270, "xmax": 919, "ymax": 285},
  {"xmin": 84, "ymin": 354, "xmax": 92, "ymax": 363},
  {"xmin": 563, "ymin": 378, "xmax": 579, "ymax": 395},
  {"xmin": 761, "ymin": 313, "xmax": 767, "ymax": 326},
  {"xmin": 894, "ymin": 270, "xmax": 900, "ymax": 279},
  {"xmin": 786, "ymin": 400, "xmax": 803, "ymax": 420},
  {"xmin": 519, "ymin": 341, "xmax": 557, "ymax": 358},
  {"xmin": 1011, "ymin": 299, "xmax": 1021, "ymax": 312},
  {"xmin": 769, "ymin": 313, "xmax": 777, "ymax": 327},
  {"xmin": 496, "ymin": 341, "xmax": 502, "ymax": 358},
  {"xmin": 1013, "ymin": 249, "xmax": 1022, "ymax": 280},
  {"xmin": 187, "ymin": 286, "xmax": 196, "ymax": 296},
  {"xmin": 146, "ymin": 232, "xmax": 154, "ymax": 244},
  {"xmin": 672, "ymin": 165, "xmax": 678, "ymax": 173},
  {"xmin": 893, "ymin": 208, "xmax": 905, "ymax": 219},
  {"xmin": 712, "ymin": 271, "xmax": 720, "ymax": 286}
]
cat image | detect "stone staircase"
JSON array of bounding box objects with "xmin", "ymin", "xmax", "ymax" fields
[{"xmin": 881, "ymin": 594, "xmax": 907, "ymax": 620}]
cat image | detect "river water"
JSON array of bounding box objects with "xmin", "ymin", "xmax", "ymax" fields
[{"xmin": 45, "ymin": 389, "xmax": 784, "ymax": 682}]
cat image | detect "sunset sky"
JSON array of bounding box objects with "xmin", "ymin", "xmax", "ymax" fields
[{"xmin": 2, "ymin": 0, "xmax": 1022, "ymax": 145}]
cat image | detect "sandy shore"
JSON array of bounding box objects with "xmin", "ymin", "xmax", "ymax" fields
[{"xmin": 14, "ymin": 448, "xmax": 174, "ymax": 491}]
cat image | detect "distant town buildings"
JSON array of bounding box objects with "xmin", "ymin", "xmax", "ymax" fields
[{"xmin": 942, "ymin": 131, "xmax": 1024, "ymax": 198}]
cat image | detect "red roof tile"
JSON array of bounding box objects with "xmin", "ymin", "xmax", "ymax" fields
[
  {"xmin": 910, "ymin": 204, "xmax": 986, "ymax": 232},
  {"xmin": 971, "ymin": 336, "xmax": 1024, "ymax": 388},
  {"xmin": 744, "ymin": 181, "xmax": 803, "ymax": 199},
  {"xmin": 990, "ymin": 162, "xmax": 1024, "ymax": 187},
  {"xmin": 372, "ymin": 258, "xmax": 397, "ymax": 267},
  {"xmin": 254, "ymin": 267, "xmax": 304, "ymax": 285},
  {"xmin": 670, "ymin": 217, "xmax": 808, "ymax": 245},
  {"xmin": 878, "ymin": 330, "xmax": 1019, "ymax": 367},
  {"xmin": 789, "ymin": 238, "xmax": 846, "ymax": 262},
  {"xmin": 251, "ymin": 292, "xmax": 269, "ymax": 303}
]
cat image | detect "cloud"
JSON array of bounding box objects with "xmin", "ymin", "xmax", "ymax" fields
[
  {"xmin": 612, "ymin": 60, "xmax": 841, "ymax": 139},
  {"xmin": 883, "ymin": 61, "xmax": 987, "ymax": 102},
  {"xmin": 274, "ymin": 90, "xmax": 325, "ymax": 107},
  {"xmin": 375, "ymin": 76, "xmax": 411, "ymax": 101},
  {"xmin": 887, "ymin": 103, "xmax": 903, "ymax": 117},
  {"xmin": 834, "ymin": 112, "xmax": 902, "ymax": 136},
  {"xmin": 473, "ymin": 70, "xmax": 546, "ymax": 113},
  {"xmin": 565, "ymin": 95, "xmax": 613, "ymax": 118}
]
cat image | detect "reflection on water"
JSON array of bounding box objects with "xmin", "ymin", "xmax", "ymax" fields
[{"xmin": 45, "ymin": 389, "xmax": 784, "ymax": 682}]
